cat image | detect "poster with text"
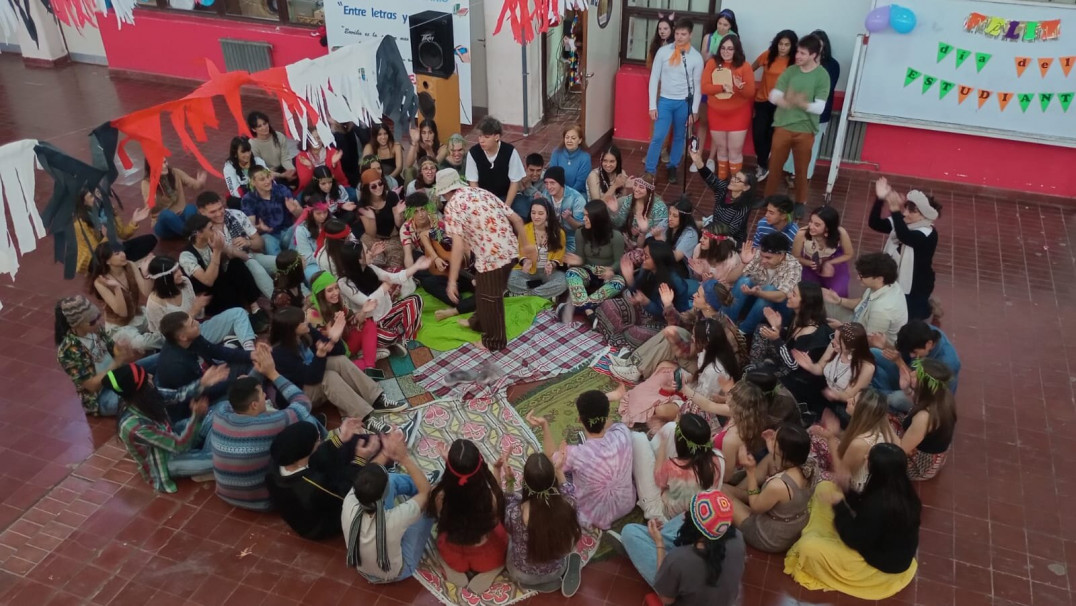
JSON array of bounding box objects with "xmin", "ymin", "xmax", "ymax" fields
[{"xmin": 325, "ymin": 0, "xmax": 473, "ymax": 125}]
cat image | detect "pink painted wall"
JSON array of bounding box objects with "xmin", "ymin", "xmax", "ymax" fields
[{"xmin": 98, "ymin": 10, "xmax": 326, "ymax": 81}]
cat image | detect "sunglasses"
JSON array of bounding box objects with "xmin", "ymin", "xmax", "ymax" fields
[{"xmin": 369, "ymin": 182, "xmax": 384, "ymax": 189}]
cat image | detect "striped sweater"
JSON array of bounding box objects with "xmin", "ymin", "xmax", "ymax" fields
[{"xmin": 210, "ymin": 375, "xmax": 314, "ymax": 511}]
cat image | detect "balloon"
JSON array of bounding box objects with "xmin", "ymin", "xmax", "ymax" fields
[
  {"xmin": 200, "ymin": 0, "xmax": 215, "ymax": 5},
  {"xmin": 890, "ymin": 5, "xmax": 917, "ymax": 34},
  {"xmin": 864, "ymin": 5, "xmax": 891, "ymax": 33}
]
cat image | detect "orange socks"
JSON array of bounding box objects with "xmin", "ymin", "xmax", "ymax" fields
[
  {"xmin": 718, "ymin": 161, "xmax": 730, "ymax": 180},
  {"xmin": 729, "ymin": 162, "xmax": 743, "ymax": 179}
]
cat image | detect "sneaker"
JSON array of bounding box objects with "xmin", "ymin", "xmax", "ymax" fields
[
  {"xmin": 756, "ymin": 167, "xmax": 769, "ymax": 181},
  {"xmin": 609, "ymin": 362, "xmax": 641, "ymax": 384},
  {"xmin": 389, "ymin": 342, "xmax": 409, "ymax": 358},
  {"xmin": 688, "ymin": 163, "xmax": 698, "ymax": 173},
  {"xmin": 561, "ymin": 552, "xmax": 583, "ymax": 598},
  {"xmin": 706, "ymin": 159, "xmax": 716, "ymax": 172},
  {"xmin": 313, "ymin": 412, "xmax": 329, "ymax": 428},
  {"xmin": 371, "ymin": 396, "xmax": 409, "ymax": 414},
  {"xmin": 363, "ymin": 416, "xmax": 392, "ymax": 434},
  {"xmin": 558, "ymin": 301, "xmax": 576, "ymax": 324},
  {"xmin": 604, "ymin": 530, "xmax": 627, "ymax": 558},
  {"xmin": 666, "ymin": 166, "xmax": 678, "ymax": 184},
  {"xmin": 375, "ymin": 348, "xmax": 391, "ymax": 361},
  {"xmin": 609, "ymin": 350, "xmax": 640, "ymax": 368},
  {"xmin": 425, "ymin": 469, "xmax": 443, "ymax": 485},
  {"xmin": 397, "ymin": 414, "xmax": 421, "ymax": 447}
]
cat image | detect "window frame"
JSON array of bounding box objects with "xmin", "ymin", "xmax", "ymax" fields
[
  {"xmin": 619, "ymin": 0, "xmax": 721, "ymax": 64},
  {"xmin": 137, "ymin": 0, "xmax": 314, "ymax": 28}
]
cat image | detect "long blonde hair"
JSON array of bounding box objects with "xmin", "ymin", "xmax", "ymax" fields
[
  {"xmin": 729, "ymin": 381, "xmax": 767, "ymax": 450},
  {"xmin": 838, "ymin": 389, "xmax": 895, "ymax": 458}
]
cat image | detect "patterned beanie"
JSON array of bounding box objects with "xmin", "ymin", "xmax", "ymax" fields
[
  {"xmin": 690, "ymin": 489, "xmax": 735, "ymax": 541},
  {"xmin": 106, "ymin": 363, "xmax": 147, "ymax": 395},
  {"xmin": 60, "ymin": 295, "xmax": 97, "ymax": 328}
]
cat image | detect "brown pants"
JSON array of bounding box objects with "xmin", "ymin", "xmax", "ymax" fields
[
  {"xmin": 302, "ymin": 355, "xmax": 382, "ymax": 419},
  {"xmin": 764, "ymin": 127, "xmax": 815, "ymax": 204},
  {"xmin": 467, "ymin": 261, "xmax": 515, "ymax": 351}
]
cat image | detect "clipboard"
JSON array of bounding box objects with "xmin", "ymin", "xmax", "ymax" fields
[{"xmin": 711, "ymin": 66, "xmax": 734, "ymax": 100}]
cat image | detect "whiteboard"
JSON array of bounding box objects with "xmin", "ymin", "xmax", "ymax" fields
[
  {"xmin": 849, "ymin": 0, "xmax": 1076, "ymax": 147},
  {"xmin": 722, "ymin": 0, "xmax": 872, "ymax": 92}
]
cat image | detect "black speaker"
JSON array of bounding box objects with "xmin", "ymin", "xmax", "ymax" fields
[{"xmin": 409, "ymin": 10, "xmax": 455, "ymax": 79}]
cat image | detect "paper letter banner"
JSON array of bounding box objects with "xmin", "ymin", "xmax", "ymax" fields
[
  {"xmin": 1059, "ymin": 92, "xmax": 1074, "ymax": 113},
  {"xmin": 965, "ymin": 14, "xmax": 1062, "ymax": 41},
  {"xmin": 1004, "ymin": 20, "xmax": 1021, "ymax": 41},
  {"xmin": 1015, "ymin": 57, "xmax": 1030, "ymax": 78},
  {"xmin": 1062, "ymin": 57, "xmax": 1075, "ymax": 77},
  {"xmin": 957, "ymin": 85, "xmax": 973, "ymax": 105},
  {"xmin": 964, "ymin": 12, "xmax": 988, "ymax": 32},
  {"xmin": 921, "ymin": 74, "xmax": 937, "ymax": 94},
  {"xmin": 939, "ymin": 80, "xmax": 955, "ymax": 100},
  {"xmin": 976, "ymin": 89, "xmax": 991, "ymax": 109},
  {"xmin": 1018, "ymin": 93, "xmax": 1034, "ymax": 113},
  {"xmin": 1039, "ymin": 20, "xmax": 1061, "ymax": 41},
  {"xmin": 1023, "ymin": 21, "xmax": 1040, "ymax": 42},
  {"xmin": 975, "ymin": 52, "xmax": 991, "ymax": 73},
  {"xmin": 1039, "ymin": 93, "xmax": 1053, "ymax": 112},
  {"xmin": 937, "ymin": 42, "xmax": 953, "ymax": 64},
  {"xmin": 904, "ymin": 67, "xmax": 921, "ymax": 87},
  {"xmin": 985, "ymin": 17, "xmax": 1006, "ymax": 37},
  {"xmin": 997, "ymin": 92, "xmax": 1013, "ymax": 112},
  {"xmin": 1039, "ymin": 58, "xmax": 1054, "ymax": 78},
  {"xmin": 955, "ymin": 49, "xmax": 972, "ymax": 69}
]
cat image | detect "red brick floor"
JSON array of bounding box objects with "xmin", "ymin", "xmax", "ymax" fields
[{"xmin": 0, "ymin": 55, "xmax": 1074, "ymax": 606}]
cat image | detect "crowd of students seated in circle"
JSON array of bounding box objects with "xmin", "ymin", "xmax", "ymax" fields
[{"xmin": 56, "ymin": 53, "xmax": 959, "ymax": 602}]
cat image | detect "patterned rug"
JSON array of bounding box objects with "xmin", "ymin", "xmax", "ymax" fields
[
  {"xmin": 413, "ymin": 310, "xmax": 607, "ymax": 401},
  {"xmin": 370, "ymin": 341, "xmax": 447, "ymax": 409},
  {"xmin": 513, "ymin": 368, "xmax": 619, "ymax": 448},
  {"xmin": 380, "ymin": 396, "xmax": 601, "ymax": 606}
]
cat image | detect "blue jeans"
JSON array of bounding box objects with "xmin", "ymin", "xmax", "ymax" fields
[
  {"xmin": 621, "ymin": 513, "xmax": 685, "ymax": 588},
  {"xmin": 166, "ymin": 412, "xmax": 215, "ymax": 479},
  {"xmin": 96, "ymin": 354, "xmax": 160, "ymax": 416},
  {"xmin": 871, "ymin": 349, "xmax": 914, "ymax": 413},
  {"xmin": 725, "ymin": 276, "xmax": 787, "ymax": 336},
  {"xmin": 263, "ymin": 226, "xmax": 296, "ymax": 255},
  {"xmin": 199, "ymin": 308, "xmax": 256, "ymax": 345},
  {"xmin": 645, "ymin": 97, "xmax": 690, "ymax": 174},
  {"xmin": 385, "ymin": 473, "xmax": 417, "ymax": 510},
  {"xmin": 154, "ymin": 205, "xmax": 198, "ymax": 239},
  {"xmin": 361, "ymin": 515, "xmax": 435, "ymax": 584}
]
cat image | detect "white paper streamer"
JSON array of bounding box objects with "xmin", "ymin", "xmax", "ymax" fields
[
  {"xmin": 0, "ymin": 0, "xmax": 19, "ymax": 41},
  {"xmin": 104, "ymin": 0, "xmax": 136, "ymax": 29},
  {"xmin": 283, "ymin": 42, "xmax": 383, "ymax": 145},
  {"xmin": 0, "ymin": 139, "xmax": 46, "ymax": 309}
]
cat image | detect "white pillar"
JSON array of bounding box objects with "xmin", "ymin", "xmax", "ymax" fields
[
  {"xmin": 14, "ymin": 2, "xmax": 70, "ymax": 64},
  {"xmin": 483, "ymin": 9, "xmax": 542, "ymax": 128}
]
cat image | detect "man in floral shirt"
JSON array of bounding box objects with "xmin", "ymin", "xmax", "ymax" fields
[
  {"xmin": 437, "ymin": 169, "xmax": 535, "ymax": 351},
  {"xmin": 724, "ymin": 232, "xmax": 802, "ymax": 334}
]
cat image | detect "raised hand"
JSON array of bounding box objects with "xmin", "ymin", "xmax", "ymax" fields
[
  {"xmin": 867, "ymin": 332, "xmax": 887, "ymax": 349},
  {"xmin": 361, "ymin": 299, "xmax": 378, "ymax": 315},
  {"xmin": 739, "ymin": 240, "xmax": 755, "ymax": 264},
  {"xmin": 525, "ymin": 411, "xmax": 550, "ymax": 429},
  {"xmin": 821, "ymin": 287, "xmax": 840, "ymax": 304},
  {"xmin": 762, "ymin": 306, "xmax": 782, "ymax": 331},
  {"xmin": 200, "ymin": 364, "xmax": 230, "ymax": 388},
  {"xmin": 874, "ymin": 176, "xmax": 891, "ymax": 200},
  {"xmin": 132, "ymin": 206, "xmax": 151, "ymax": 224},
  {"xmin": 190, "ymin": 396, "xmax": 209, "ymax": 417},
  {"xmin": 412, "ymin": 256, "xmax": 432, "ymax": 271},
  {"xmin": 658, "ymin": 283, "xmax": 675, "ymax": 307},
  {"xmin": 636, "ymin": 217, "xmax": 649, "ymax": 233}
]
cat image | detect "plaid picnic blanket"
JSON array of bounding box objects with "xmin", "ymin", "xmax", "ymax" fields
[{"xmin": 413, "ymin": 310, "xmax": 607, "ymax": 400}]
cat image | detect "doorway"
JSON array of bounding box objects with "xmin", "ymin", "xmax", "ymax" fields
[{"xmin": 541, "ymin": 10, "xmax": 583, "ymax": 128}]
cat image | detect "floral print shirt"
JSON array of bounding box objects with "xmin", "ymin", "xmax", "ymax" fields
[
  {"xmin": 743, "ymin": 253, "xmax": 803, "ymax": 296},
  {"xmin": 57, "ymin": 329, "xmax": 116, "ymax": 415},
  {"xmin": 444, "ymin": 187, "xmax": 519, "ymax": 272}
]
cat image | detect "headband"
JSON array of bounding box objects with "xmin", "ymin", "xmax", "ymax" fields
[
  {"xmin": 632, "ymin": 177, "xmax": 655, "ymax": 191},
  {"xmin": 446, "ymin": 452, "xmax": 484, "ymax": 486},
  {"xmin": 106, "ymin": 363, "xmax": 146, "ymax": 394},
  {"xmin": 311, "ymin": 271, "xmax": 336, "ymax": 296},
  {"xmin": 584, "ymin": 415, "xmax": 607, "ymax": 427},
  {"xmin": 324, "ymin": 225, "xmax": 352, "ymax": 241},
  {"xmin": 147, "ymin": 260, "xmax": 180, "ymax": 280},
  {"xmin": 837, "ymin": 322, "xmax": 857, "ymax": 342},
  {"xmin": 675, "ymin": 423, "xmax": 714, "ymax": 454},
  {"xmin": 523, "ymin": 477, "xmax": 561, "ymax": 505},
  {"xmin": 280, "ymin": 254, "xmax": 303, "ymax": 276},
  {"xmin": 702, "ymin": 231, "xmax": 733, "ymax": 244},
  {"xmin": 905, "ymin": 191, "xmax": 938, "ymax": 221},
  {"xmin": 912, "ymin": 359, "xmax": 945, "ymax": 394}
]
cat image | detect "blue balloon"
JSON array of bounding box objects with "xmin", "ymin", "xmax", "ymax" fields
[
  {"xmin": 201, "ymin": 0, "xmax": 215, "ymax": 5},
  {"xmin": 890, "ymin": 4, "xmax": 917, "ymax": 34},
  {"xmin": 864, "ymin": 5, "xmax": 890, "ymax": 33}
]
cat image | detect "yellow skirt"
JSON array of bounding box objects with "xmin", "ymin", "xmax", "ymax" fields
[{"xmin": 784, "ymin": 481, "xmax": 917, "ymax": 600}]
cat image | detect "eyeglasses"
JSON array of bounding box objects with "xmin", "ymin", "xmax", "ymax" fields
[{"xmin": 731, "ymin": 175, "xmax": 746, "ymax": 183}]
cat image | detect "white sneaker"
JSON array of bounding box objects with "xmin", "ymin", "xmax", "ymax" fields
[
  {"xmin": 689, "ymin": 163, "xmax": 698, "ymax": 173},
  {"xmin": 609, "ymin": 350, "xmax": 640, "ymax": 368},
  {"xmin": 609, "ymin": 363, "xmax": 641, "ymax": 384},
  {"xmin": 375, "ymin": 348, "xmax": 391, "ymax": 361},
  {"xmin": 756, "ymin": 167, "xmax": 770, "ymax": 181},
  {"xmin": 706, "ymin": 159, "xmax": 716, "ymax": 172}
]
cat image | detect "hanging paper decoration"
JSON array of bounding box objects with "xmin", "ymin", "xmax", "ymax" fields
[
  {"xmin": 0, "ymin": 0, "xmax": 20, "ymax": 39},
  {"xmin": 1039, "ymin": 58, "xmax": 1054, "ymax": 78},
  {"xmin": 1018, "ymin": 93, "xmax": 1034, "ymax": 113},
  {"xmin": 493, "ymin": 0, "xmax": 589, "ymax": 44},
  {"xmin": 936, "ymin": 42, "xmax": 953, "ymax": 64},
  {"xmin": 976, "ymin": 89, "xmax": 991, "ymax": 109},
  {"xmin": 284, "ymin": 42, "xmax": 384, "ymax": 146},
  {"xmin": 957, "ymin": 85, "xmax": 973, "ymax": 105},
  {"xmin": 974, "ymin": 52, "xmax": 991, "ymax": 73},
  {"xmin": 8, "ymin": 0, "xmax": 40, "ymax": 47},
  {"xmin": 107, "ymin": 0, "xmax": 137, "ymax": 28},
  {"xmin": 997, "ymin": 92, "xmax": 1013, "ymax": 112},
  {"xmin": 921, "ymin": 74, "xmax": 937, "ymax": 94},
  {"xmin": 1039, "ymin": 92, "xmax": 1053, "ymax": 112},
  {"xmin": 1059, "ymin": 92, "xmax": 1074, "ymax": 112},
  {"xmin": 1015, "ymin": 57, "xmax": 1031, "ymax": 78},
  {"xmin": 964, "ymin": 13, "xmax": 1062, "ymax": 42},
  {"xmin": 1062, "ymin": 57, "xmax": 1075, "ymax": 77},
  {"xmin": 0, "ymin": 140, "xmax": 46, "ymax": 292},
  {"xmin": 938, "ymin": 80, "xmax": 955, "ymax": 100},
  {"xmin": 955, "ymin": 48, "xmax": 972, "ymax": 69},
  {"xmin": 45, "ymin": 0, "xmax": 100, "ymax": 32},
  {"xmin": 904, "ymin": 67, "xmax": 921, "ymax": 87}
]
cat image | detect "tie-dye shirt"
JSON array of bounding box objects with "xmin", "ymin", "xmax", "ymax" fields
[
  {"xmin": 563, "ymin": 423, "xmax": 636, "ymax": 530},
  {"xmin": 655, "ymin": 454, "xmax": 724, "ymax": 520}
]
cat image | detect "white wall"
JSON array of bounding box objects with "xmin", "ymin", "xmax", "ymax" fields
[
  {"xmin": 468, "ymin": 1, "xmax": 488, "ymax": 110},
  {"xmin": 483, "ymin": 8, "xmax": 542, "ymax": 127},
  {"xmin": 721, "ymin": 0, "xmax": 871, "ymax": 90},
  {"xmin": 61, "ymin": 21, "xmax": 107, "ymax": 63}
]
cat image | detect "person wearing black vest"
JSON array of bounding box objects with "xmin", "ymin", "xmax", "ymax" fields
[
  {"xmin": 178, "ymin": 214, "xmax": 262, "ymax": 317},
  {"xmin": 465, "ymin": 116, "xmax": 527, "ymax": 202}
]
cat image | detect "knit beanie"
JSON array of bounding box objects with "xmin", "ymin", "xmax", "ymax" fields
[
  {"xmin": 270, "ymin": 422, "xmax": 320, "ymax": 466},
  {"xmin": 702, "ymin": 279, "xmax": 724, "ymax": 311},
  {"xmin": 544, "ymin": 166, "xmax": 566, "ymax": 187},
  {"xmin": 689, "ymin": 489, "xmax": 735, "ymax": 541},
  {"xmin": 60, "ymin": 295, "xmax": 97, "ymax": 328},
  {"xmin": 105, "ymin": 363, "xmax": 147, "ymax": 395}
]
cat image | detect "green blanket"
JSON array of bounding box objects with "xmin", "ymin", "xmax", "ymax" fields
[{"xmin": 414, "ymin": 289, "xmax": 552, "ymax": 351}]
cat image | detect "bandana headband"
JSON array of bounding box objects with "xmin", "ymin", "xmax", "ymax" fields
[
  {"xmin": 324, "ymin": 225, "xmax": 352, "ymax": 241},
  {"xmin": 703, "ymin": 231, "xmax": 733, "ymax": 244},
  {"xmin": 147, "ymin": 260, "xmax": 180, "ymax": 280},
  {"xmin": 106, "ymin": 363, "xmax": 146, "ymax": 394},
  {"xmin": 446, "ymin": 453, "xmax": 484, "ymax": 486}
]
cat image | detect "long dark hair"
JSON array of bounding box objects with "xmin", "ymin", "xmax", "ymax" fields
[
  {"xmin": 116, "ymin": 377, "xmax": 171, "ymax": 427},
  {"xmin": 909, "ymin": 359, "xmax": 957, "ymax": 441},
  {"xmin": 766, "ymin": 29, "xmax": 799, "ymax": 67},
  {"xmin": 273, "ymin": 250, "xmax": 305, "ymax": 292},
  {"xmin": 321, "ymin": 218, "xmax": 350, "ymax": 277},
  {"xmin": 698, "ymin": 224, "xmax": 737, "ymax": 265},
  {"xmin": 268, "ymin": 306, "xmax": 308, "ymax": 353},
  {"xmin": 851, "ymin": 443, "xmax": 921, "ymax": 530},
  {"xmin": 666, "ymin": 198, "xmax": 698, "ymax": 252},
  {"xmin": 791, "ymin": 281, "xmax": 827, "ymax": 333},
  {"xmin": 87, "ymin": 242, "xmax": 136, "ymax": 324},
  {"xmin": 811, "ymin": 29, "xmax": 833, "ymax": 64},
  {"xmin": 597, "ymin": 145, "xmax": 623, "ymax": 195},
  {"xmin": 520, "ymin": 453, "xmax": 582, "ymax": 562},
  {"xmin": 338, "ymin": 242, "xmax": 380, "ymax": 296},
  {"xmin": 531, "ymin": 199, "xmax": 564, "ymax": 253},
  {"xmin": 672, "ymin": 414, "xmax": 717, "ymax": 493},
  {"xmin": 227, "ymin": 136, "xmax": 254, "ymax": 172},
  {"xmin": 54, "ymin": 301, "xmax": 74, "ymax": 346},
  {"xmin": 417, "ymin": 119, "xmax": 441, "ymax": 159},
  {"xmin": 807, "ymin": 206, "xmax": 842, "ymax": 249},
  {"xmin": 694, "ymin": 318, "xmax": 742, "ymax": 381},
  {"xmin": 704, "ymin": 8, "xmax": 739, "ymax": 39},
  {"xmin": 300, "ymin": 193, "xmax": 327, "ymax": 241},
  {"xmin": 581, "ymin": 201, "xmax": 613, "ymax": 248},
  {"xmin": 143, "ymin": 158, "xmax": 176, "ymax": 194},
  {"xmin": 714, "ymin": 34, "xmax": 746, "ymax": 68},
  {"xmin": 148, "ymin": 256, "xmax": 183, "ymax": 299},
  {"xmin": 246, "ymin": 111, "xmax": 281, "ymax": 147},
  {"xmin": 636, "ymin": 239, "xmax": 678, "ymax": 296},
  {"xmin": 75, "ymin": 186, "xmax": 96, "ymax": 225},
  {"xmin": 647, "ymin": 14, "xmax": 675, "ymax": 64},
  {"xmin": 674, "ymin": 513, "xmax": 737, "ymax": 586},
  {"xmin": 427, "ymin": 439, "xmax": 506, "ymax": 545},
  {"xmin": 370, "ymin": 123, "xmax": 396, "ymax": 156},
  {"xmin": 303, "ymin": 165, "xmax": 343, "ymax": 202},
  {"xmin": 622, "ymin": 181, "xmax": 656, "ymax": 235}
]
